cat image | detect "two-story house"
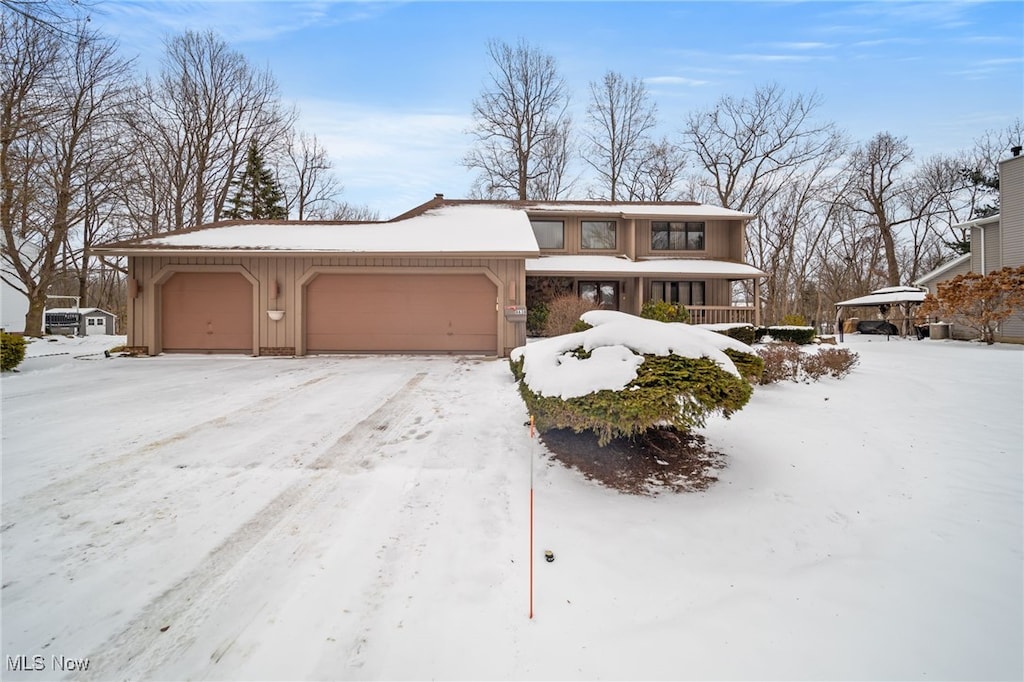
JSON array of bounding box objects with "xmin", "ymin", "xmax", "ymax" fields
[
  {"xmin": 916, "ymin": 150, "xmax": 1024, "ymax": 342},
  {"xmin": 94, "ymin": 196, "xmax": 764, "ymax": 357}
]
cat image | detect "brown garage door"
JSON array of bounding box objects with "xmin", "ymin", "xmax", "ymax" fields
[
  {"xmin": 162, "ymin": 272, "xmax": 253, "ymax": 352},
  {"xmin": 306, "ymin": 274, "xmax": 497, "ymax": 353}
]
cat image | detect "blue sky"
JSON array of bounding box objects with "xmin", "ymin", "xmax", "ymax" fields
[{"xmin": 91, "ymin": 1, "xmax": 1023, "ymax": 218}]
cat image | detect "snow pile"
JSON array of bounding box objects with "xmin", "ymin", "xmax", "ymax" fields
[{"xmin": 511, "ymin": 311, "xmax": 749, "ymax": 399}]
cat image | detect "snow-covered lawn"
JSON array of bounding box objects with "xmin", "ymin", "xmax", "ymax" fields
[{"xmin": 1, "ymin": 334, "xmax": 1021, "ymax": 680}]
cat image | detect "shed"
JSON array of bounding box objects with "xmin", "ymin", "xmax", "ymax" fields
[{"xmin": 44, "ymin": 308, "xmax": 118, "ymax": 336}]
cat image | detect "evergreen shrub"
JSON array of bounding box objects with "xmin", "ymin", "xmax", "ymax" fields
[
  {"xmin": 518, "ymin": 351, "xmax": 752, "ymax": 446},
  {"xmin": 1, "ymin": 332, "xmax": 27, "ymax": 372},
  {"xmin": 640, "ymin": 300, "xmax": 690, "ymax": 323},
  {"xmin": 724, "ymin": 348, "xmax": 764, "ymax": 384},
  {"xmin": 527, "ymin": 303, "xmax": 548, "ymax": 336},
  {"xmin": 714, "ymin": 324, "xmax": 756, "ymax": 346},
  {"xmin": 757, "ymin": 326, "xmax": 816, "ymax": 345}
]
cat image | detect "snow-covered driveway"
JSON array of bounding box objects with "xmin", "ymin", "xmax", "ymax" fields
[{"xmin": 1, "ymin": 335, "xmax": 1022, "ymax": 680}]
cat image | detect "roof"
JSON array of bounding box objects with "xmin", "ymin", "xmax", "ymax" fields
[
  {"xmin": 94, "ymin": 205, "xmax": 540, "ymax": 257},
  {"xmin": 914, "ymin": 253, "xmax": 972, "ymax": 287},
  {"xmin": 526, "ymin": 255, "xmax": 765, "ymax": 278},
  {"xmin": 835, "ymin": 286, "xmax": 927, "ymax": 308},
  {"xmin": 45, "ymin": 307, "xmax": 114, "ymax": 316},
  {"xmin": 951, "ymin": 213, "xmax": 1000, "ymax": 231},
  {"xmin": 393, "ymin": 196, "xmax": 757, "ymax": 222}
]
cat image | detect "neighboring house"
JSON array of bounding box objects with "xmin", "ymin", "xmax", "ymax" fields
[
  {"xmin": 1, "ymin": 276, "xmax": 28, "ymax": 333},
  {"xmin": 916, "ymin": 150, "xmax": 1024, "ymax": 342},
  {"xmin": 44, "ymin": 308, "xmax": 118, "ymax": 336},
  {"xmin": 94, "ymin": 196, "xmax": 763, "ymax": 357}
]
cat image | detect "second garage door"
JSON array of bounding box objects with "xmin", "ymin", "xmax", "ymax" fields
[{"xmin": 306, "ymin": 274, "xmax": 497, "ymax": 353}]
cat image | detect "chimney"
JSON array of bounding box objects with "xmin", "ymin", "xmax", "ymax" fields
[
  {"xmin": 434, "ymin": 193, "xmax": 445, "ymax": 200},
  {"xmin": 1012, "ymin": 146, "xmax": 1022, "ymax": 157}
]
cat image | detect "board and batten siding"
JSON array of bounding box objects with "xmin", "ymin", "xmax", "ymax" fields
[{"xmin": 127, "ymin": 255, "xmax": 527, "ymax": 356}]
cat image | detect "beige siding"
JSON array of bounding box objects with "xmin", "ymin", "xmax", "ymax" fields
[
  {"xmin": 999, "ymin": 154, "xmax": 1024, "ymax": 269},
  {"xmin": 126, "ymin": 255, "xmax": 526, "ymax": 356},
  {"xmin": 634, "ymin": 219, "xmax": 742, "ymax": 260}
]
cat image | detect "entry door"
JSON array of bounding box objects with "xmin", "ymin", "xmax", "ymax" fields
[
  {"xmin": 85, "ymin": 317, "xmax": 106, "ymax": 335},
  {"xmin": 579, "ymin": 281, "xmax": 619, "ymax": 309}
]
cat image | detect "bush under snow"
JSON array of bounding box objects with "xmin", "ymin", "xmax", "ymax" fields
[{"xmin": 510, "ymin": 311, "xmax": 756, "ymax": 444}]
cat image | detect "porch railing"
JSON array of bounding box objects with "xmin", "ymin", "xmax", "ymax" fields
[{"xmin": 687, "ymin": 306, "xmax": 757, "ymax": 326}]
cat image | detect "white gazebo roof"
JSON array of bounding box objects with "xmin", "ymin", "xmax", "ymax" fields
[{"xmin": 835, "ymin": 286, "xmax": 927, "ymax": 308}]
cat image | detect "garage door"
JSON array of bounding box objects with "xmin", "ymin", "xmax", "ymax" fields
[
  {"xmin": 162, "ymin": 272, "xmax": 253, "ymax": 352},
  {"xmin": 306, "ymin": 274, "xmax": 497, "ymax": 353}
]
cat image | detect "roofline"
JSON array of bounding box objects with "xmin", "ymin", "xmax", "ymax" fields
[
  {"xmin": 914, "ymin": 252, "xmax": 972, "ymax": 286},
  {"xmin": 90, "ymin": 246, "xmax": 540, "ymax": 259},
  {"xmin": 951, "ymin": 214, "xmax": 1000, "ymax": 231},
  {"xmin": 394, "ymin": 195, "xmax": 756, "ymax": 220},
  {"xmin": 94, "ymin": 218, "xmax": 380, "ymax": 251}
]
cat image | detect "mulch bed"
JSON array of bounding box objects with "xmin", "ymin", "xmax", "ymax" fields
[{"xmin": 539, "ymin": 427, "xmax": 726, "ymax": 496}]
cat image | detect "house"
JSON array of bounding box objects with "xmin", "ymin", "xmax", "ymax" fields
[
  {"xmin": 93, "ymin": 196, "xmax": 763, "ymax": 357},
  {"xmin": 916, "ymin": 150, "xmax": 1024, "ymax": 342},
  {"xmin": 44, "ymin": 308, "xmax": 118, "ymax": 336}
]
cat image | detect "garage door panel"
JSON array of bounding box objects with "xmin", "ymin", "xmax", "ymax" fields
[
  {"xmin": 306, "ymin": 274, "xmax": 497, "ymax": 353},
  {"xmin": 162, "ymin": 272, "xmax": 253, "ymax": 352}
]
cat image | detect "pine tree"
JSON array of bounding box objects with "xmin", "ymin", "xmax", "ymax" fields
[{"xmin": 225, "ymin": 141, "xmax": 288, "ymax": 220}]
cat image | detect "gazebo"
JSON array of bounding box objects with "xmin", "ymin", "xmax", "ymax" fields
[{"xmin": 834, "ymin": 286, "xmax": 928, "ymax": 341}]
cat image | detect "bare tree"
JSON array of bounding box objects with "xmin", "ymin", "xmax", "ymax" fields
[
  {"xmin": 683, "ymin": 83, "xmax": 845, "ymax": 213},
  {"xmin": 133, "ymin": 30, "xmax": 292, "ymax": 230},
  {"xmin": 0, "ymin": 14, "xmax": 133, "ymax": 335},
  {"xmin": 464, "ymin": 39, "xmax": 572, "ymax": 200},
  {"xmin": 838, "ymin": 132, "xmax": 950, "ymax": 286},
  {"xmin": 622, "ymin": 137, "xmax": 687, "ymax": 201},
  {"xmin": 583, "ymin": 71, "xmax": 657, "ymax": 201},
  {"xmin": 280, "ymin": 130, "xmax": 342, "ymax": 220}
]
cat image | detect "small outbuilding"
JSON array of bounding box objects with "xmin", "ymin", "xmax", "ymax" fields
[
  {"xmin": 834, "ymin": 286, "xmax": 928, "ymax": 340},
  {"xmin": 44, "ymin": 308, "xmax": 118, "ymax": 336}
]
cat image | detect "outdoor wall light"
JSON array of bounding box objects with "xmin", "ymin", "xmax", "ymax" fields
[{"xmin": 267, "ymin": 310, "xmax": 285, "ymax": 321}]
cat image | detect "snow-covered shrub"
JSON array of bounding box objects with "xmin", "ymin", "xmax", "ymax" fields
[
  {"xmin": 640, "ymin": 300, "xmax": 690, "ymax": 324},
  {"xmin": 542, "ymin": 294, "xmax": 599, "ymax": 337},
  {"xmin": 757, "ymin": 342, "xmax": 859, "ymax": 384},
  {"xmin": 510, "ymin": 311, "xmax": 754, "ymax": 445},
  {"xmin": 801, "ymin": 347, "xmax": 860, "ymax": 380},
  {"xmin": 757, "ymin": 342, "xmax": 803, "ymax": 383},
  {"xmin": 1, "ymin": 332, "xmax": 27, "ymax": 371},
  {"xmin": 756, "ymin": 326, "xmax": 816, "ymax": 345},
  {"xmin": 711, "ymin": 324, "xmax": 756, "ymax": 346}
]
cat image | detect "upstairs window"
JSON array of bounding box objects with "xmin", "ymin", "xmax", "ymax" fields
[
  {"xmin": 651, "ymin": 221, "xmax": 705, "ymax": 251},
  {"xmin": 581, "ymin": 220, "xmax": 617, "ymax": 250},
  {"xmin": 530, "ymin": 220, "xmax": 564, "ymax": 249}
]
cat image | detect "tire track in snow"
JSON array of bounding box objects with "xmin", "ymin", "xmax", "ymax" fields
[
  {"xmin": 1, "ymin": 366, "xmax": 336, "ymax": 513},
  {"xmin": 78, "ymin": 371, "xmax": 428, "ymax": 681}
]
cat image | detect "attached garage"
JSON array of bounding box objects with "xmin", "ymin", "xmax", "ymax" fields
[
  {"xmin": 306, "ymin": 273, "xmax": 497, "ymax": 353},
  {"xmin": 95, "ymin": 202, "xmax": 537, "ymax": 357},
  {"xmin": 161, "ymin": 272, "xmax": 253, "ymax": 352}
]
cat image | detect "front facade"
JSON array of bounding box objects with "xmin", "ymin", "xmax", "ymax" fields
[
  {"xmin": 95, "ymin": 197, "xmax": 764, "ymax": 357},
  {"xmin": 411, "ymin": 198, "xmax": 764, "ymax": 326},
  {"xmin": 916, "ymin": 151, "xmax": 1024, "ymax": 342}
]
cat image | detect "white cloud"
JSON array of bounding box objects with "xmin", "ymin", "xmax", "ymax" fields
[{"xmin": 644, "ymin": 76, "xmax": 709, "ymax": 87}]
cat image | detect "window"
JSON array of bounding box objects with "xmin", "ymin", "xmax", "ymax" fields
[
  {"xmin": 651, "ymin": 281, "xmax": 705, "ymax": 306},
  {"xmin": 530, "ymin": 220, "xmax": 564, "ymax": 249},
  {"xmin": 579, "ymin": 281, "xmax": 619, "ymax": 309},
  {"xmin": 581, "ymin": 220, "xmax": 616, "ymax": 250},
  {"xmin": 651, "ymin": 221, "xmax": 705, "ymax": 251}
]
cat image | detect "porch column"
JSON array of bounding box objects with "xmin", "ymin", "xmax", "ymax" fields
[
  {"xmin": 753, "ymin": 277, "xmax": 761, "ymax": 326},
  {"xmin": 635, "ymin": 276, "xmax": 644, "ymax": 315}
]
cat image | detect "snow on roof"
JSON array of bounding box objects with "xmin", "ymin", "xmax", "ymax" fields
[
  {"xmin": 100, "ymin": 205, "xmax": 540, "ymax": 255},
  {"xmin": 511, "ymin": 310, "xmax": 749, "ymax": 399},
  {"xmin": 835, "ymin": 286, "xmax": 927, "ymax": 307},
  {"xmin": 914, "ymin": 253, "xmax": 972, "ymax": 286},
  {"xmin": 45, "ymin": 307, "xmax": 111, "ymax": 315},
  {"xmin": 524, "ymin": 203, "xmax": 756, "ymax": 220},
  {"xmin": 526, "ymin": 255, "xmax": 765, "ymax": 278}
]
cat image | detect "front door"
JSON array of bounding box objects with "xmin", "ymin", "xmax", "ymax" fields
[{"xmin": 579, "ymin": 281, "xmax": 619, "ymax": 309}]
